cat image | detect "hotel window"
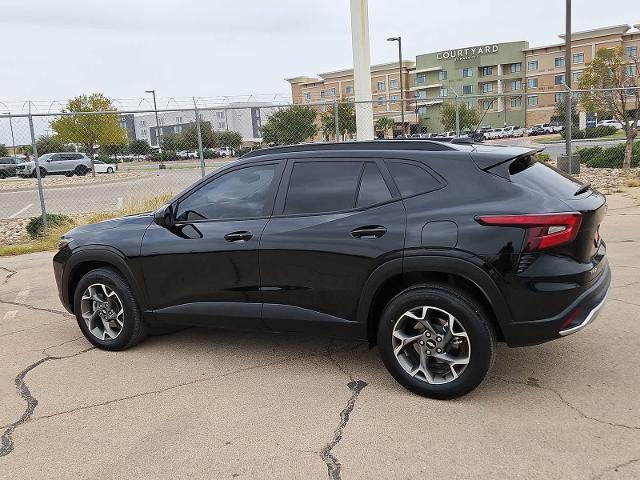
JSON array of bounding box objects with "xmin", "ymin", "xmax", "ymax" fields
[
  {"xmin": 572, "ymin": 71, "xmax": 582, "ymax": 82},
  {"xmin": 377, "ymin": 95, "xmax": 386, "ymax": 105},
  {"xmin": 303, "ymin": 92, "xmax": 311, "ymax": 101},
  {"xmin": 140, "ymin": 120, "xmax": 146, "ymax": 127},
  {"xmin": 555, "ymin": 57, "xmax": 565, "ymax": 68},
  {"xmin": 174, "ymin": 125, "xmax": 183, "ymax": 133},
  {"xmin": 482, "ymin": 83, "xmax": 493, "ymax": 93},
  {"xmin": 346, "ymin": 85, "xmax": 354, "ymax": 95},
  {"xmin": 510, "ymin": 96, "xmax": 522, "ymax": 108},
  {"xmin": 416, "ymin": 73, "xmax": 427, "ymax": 84},
  {"xmin": 555, "ymin": 74, "xmax": 565, "ymax": 85},
  {"xmin": 438, "ymin": 70, "xmax": 448, "ymax": 81},
  {"xmin": 527, "ymin": 60, "xmax": 538, "ymax": 71},
  {"xmin": 554, "ymin": 93, "xmax": 565, "ymax": 103},
  {"xmin": 463, "ymin": 67, "xmax": 473, "ymax": 78},
  {"xmin": 625, "ymin": 46, "xmax": 637, "ymax": 58},
  {"xmin": 626, "ymin": 65, "xmax": 637, "ymax": 77},
  {"xmin": 216, "ymin": 111, "xmax": 225, "ymax": 120},
  {"xmin": 320, "ymin": 90, "xmax": 325, "ymax": 99},
  {"xmin": 573, "ymin": 52, "xmax": 584, "ymax": 64},
  {"xmin": 511, "ymin": 63, "xmax": 522, "ymax": 73},
  {"xmin": 199, "ymin": 113, "xmax": 205, "ymax": 121},
  {"xmin": 482, "ymin": 66, "xmax": 493, "ymax": 76},
  {"xmin": 329, "ymin": 87, "xmax": 336, "ymax": 97},
  {"xmin": 418, "ymin": 106, "xmax": 428, "ymax": 116},
  {"xmin": 176, "ymin": 116, "xmax": 183, "ymax": 123},
  {"xmin": 217, "ymin": 122, "xmax": 226, "ymax": 130},
  {"xmin": 440, "ymin": 87, "xmax": 448, "ymax": 97},
  {"xmin": 377, "ymin": 81, "xmax": 385, "ymax": 91},
  {"xmin": 390, "ymin": 79, "xmax": 398, "ymax": 89},
  {"xmin": 462, "ymin": 85, "xmax": 473, "ymax": 95},
  {"xmin": 141, "ymin": 128, "xmax": 147, "ymax": 137},
  {"xmin": 482, "ymin": 100, "xmax": 494, "ymax": 110},
  {"xmin": 511, "ymin": 80, "xmax": 522, "ymax": 90},
  {"xmin": 158, "ymin": 118, "xmax": 164, "ymax": 125},
  {"xmin": 527, "ymin": 95, "xmax": 538, "ymax": 106},
  {"xmin": 527, "ymin": 78, "xmax": 538, "ymax": 89},
  {"xmin": 390, "ymin": 94, "xmax": 398, "ymax": 103},
  {"xmin": 415, "ymin": 90, "xmax": 427, "ymax": 99}
]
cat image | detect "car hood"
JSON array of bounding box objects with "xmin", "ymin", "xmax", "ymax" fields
[{"xmin": 65, "ymin": 213, "xmax": 154, "ymax": 237}]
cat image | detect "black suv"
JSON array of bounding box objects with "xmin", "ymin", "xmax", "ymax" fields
[{"xmin": 54, "ymin": 141, "xmax": 610, "ymax": 399}]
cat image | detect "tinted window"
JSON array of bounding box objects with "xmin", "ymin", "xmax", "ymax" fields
[
  {"xmin": 509, "ymin": 157, "xmax": 582, "ymax": 198},
  {"xmin": 285, "ymin": 161, "xmax": 361, "ymax": 215},
  {"xmin": 0, "ymin": 159, "xmax": 8, "ymax": 164},
  {"xmin": 356, "ymin": 163, "xmax": 392, "ymax": 208},
  {"xmin": 175, "ymin": 164, "xmax": 278, "ymax": 221},
  {"xmin": 387, "ymin": 161, "xmax": 441, "ymax": 197}
]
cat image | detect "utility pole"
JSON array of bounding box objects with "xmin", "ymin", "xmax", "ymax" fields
[
  {"xmin": 2, "ymin": 112, "xmax": 16, "ymax": 159},
  {"xmin": 350, "ymin": 0, "xmax": 374, "ymax": 140},
  {"xmin": 564, "ymin": 0, "xmax": 573, "ymax": 168},
  {"xmin": 333, "ymin": 96, "xmax": 340, "ymax": 141},
  {"xmin": 193, "ymin": 97, "xmax": 206, "ymax": 178},
  {"xmin": 387, "ymin": 36, "xmax": 406, "ymax": 135},
  {"xmin": 146, "ymin": 90, "xmax": 162, "ymax": 151},
  {"xmin": 455, "ymin": 95, "xmax": 460, "ymax": 137}
]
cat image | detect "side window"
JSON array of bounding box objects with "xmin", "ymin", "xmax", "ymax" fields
[
  {"xmin": 50, "ymin": 154, "xmax": 63, "ymax": 162},
  {"xmin": 284, "ymin": 161, "xmax": 362, "ymax": 215},
  {"xmin": 175, "ymin": 164, "xmax": 279, "ymax": 221},
  {"xmin": 70, "ymin": 154, "xmax": 84, "ymax": 160},
  {"xmin": 356, "ymin": 162, "xmax": 392, "ymax": 208},
  {"xmin": 386, "ymin": 161, "xmax": 441, "ymax": 197}
]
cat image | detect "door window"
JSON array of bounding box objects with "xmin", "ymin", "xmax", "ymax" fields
[
  {"xmin": 284, "ymin": 161, "xmax": 362, "ymax": 215},
  {"xmin": 356, "ymin": 163, "xmax": 392, "ymax": 208},
  {"xmin": 175, "ymin": 164, "xmax": 278, "ymax": 221},
  {"xmin": 386, "ymin": 161, "xmax": 442, "ymax": 197}
]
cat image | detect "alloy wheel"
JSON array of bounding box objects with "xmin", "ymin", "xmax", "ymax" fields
[
  {"xmin": 80, "ymin": 283, "xmax": 125, "ymax": 340},
  {"xmin": 392, "ymin": 306, "xmax": 470, "ymax": 385}
]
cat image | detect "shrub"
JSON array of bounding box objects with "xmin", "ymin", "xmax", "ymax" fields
[
  {"xmin": 581, "ymin": 142, "xmax": 640, "ymax": 168},
  {"xmin": 561, "ymin": 125, "xmax": 617, "ymax": 139},
  {"xmin": 577, "ymin": 146, "xmax": 603, "ymax": 164},
  {"xmin": 26, "ymin": 214, "xmax": 73, "ymax": 239},
  {"xmin": 95, "ymin": 153, "xmax": 118, "ymax": 164},
  {"xmin": 148, "ymin": 151, "xmax": 177, "ymax": 162},
  {"xmin": 536, "ymin": 153, "xmax": 552, "ymax": 163},
  {"xmin": 203, "ymin": 149, "xmax": 220, "ymax": 159}
]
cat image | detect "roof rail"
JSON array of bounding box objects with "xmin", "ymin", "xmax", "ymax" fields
[{"xmin": 242, "ymin": 140, "xmax": 457, "ymax": 159}]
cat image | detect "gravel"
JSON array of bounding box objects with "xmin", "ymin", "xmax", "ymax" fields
[{"xmin": 0, "ymin": 171, "xmax": 152, "ymax": 192}]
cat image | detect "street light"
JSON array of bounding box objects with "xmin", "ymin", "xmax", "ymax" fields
[
  {"xmin": 387, "ymin": 36, "xmax": 406, "ymax": 136},
  {"xmin": 145, "ymin": 90, "xmax": 162, "ymax": 150},
  {"xmin": 1, "ymin": 112, "xmax": 16, "ymax": 159}
]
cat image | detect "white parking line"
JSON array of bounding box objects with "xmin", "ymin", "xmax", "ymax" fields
[
  {"xmin": 8, "ymin": 203, "xmax": 33, "ymax": 218},
  {"xmin": 117, "ymin": 197, "xmax": 123, "ymax": 209}
]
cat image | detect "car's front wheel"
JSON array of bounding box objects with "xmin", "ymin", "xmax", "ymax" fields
[
  {"xmin": 378, "ymin": 284, "xmax": 496, "ymax": 399},
  {"xmin": 75, "ymin": 165, "xmax": 89, "ymax": 176},
  {"xmin": 107, "ymin": 167, "xmax": 114, "ymax": 173},
  {"xmin": 73, "ymin": 268, "xmax": 148, "ymax": 351}
]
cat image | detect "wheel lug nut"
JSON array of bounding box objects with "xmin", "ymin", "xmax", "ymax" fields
[
  {"xmin": 426, "ymin": 350, "xmax": 431, "ymax": 355},
  {"xmin": 436, "ymin": 348, "xmax": 442, "ymax": 353},
  {"xmin": 436, "ymin": 336, "xmax": 442, "ymax": 342},
  {"xmin": 419, "ymin": 340, "xmax": 425, "ymax": 346},
  {"xmin": 426, "ymin": 333, "xmax": 431, "ymax": 337}
]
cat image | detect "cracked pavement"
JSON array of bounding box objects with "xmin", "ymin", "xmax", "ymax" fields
[{"xmin": 1, "ymin": 189, "xmax": 640, "ymax": 480}]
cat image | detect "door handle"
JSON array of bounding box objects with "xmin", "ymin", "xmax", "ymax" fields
[
  {"xmin": 350, "ymin": 226, "xmax": 387, "ymax": 239},
  {"xmin": 224, "ymin": 231, "xmax": 253, "ymax": 242}
]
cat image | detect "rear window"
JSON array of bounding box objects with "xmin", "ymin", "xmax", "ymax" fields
[
  {"xmin": 509, "ymin": 156, "xmax": 583, "ymax": 198},
  {"xmin": 386, "ymin": 161, "xmax": 441, "ymax": 197}
]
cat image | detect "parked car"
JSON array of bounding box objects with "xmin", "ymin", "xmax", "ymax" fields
[
  {"xmin": 215, "ymin": 147, "xmax": 236, "ymax": 158},
  {"xmin": 503, "ymin": 126, "xmax": 525, "ymax": 138},
  {"xmin": 93, "ymin": 160, "xmax": 115, "ymax": 174},
  {"xmin": 549, "ymin": 122, "xmax": 565, "ymax": 133},
  {"xmin": 597, "ymin": 119, "xmax": 624, "ymax": 130},
  {"xmin": 17, "ymin": 152, "xmax": 92, "ymax": 178},
  {"xmin": 54, "ymin": 140, "xmax": 610, "ymax": 399},
  {"xmin": 485, "ymin": 128, "xmax": 504, "ymax": 140},
  {"xmin": 0, "ymin": 157, "xmax": 24, "ymax": 178},
  {"xmin": 176, "ymin": 150, "xmax": 198, "ymax": 159},
  {"xmin": 527, "ymin": 125, "xmax": 546, "ymax": 136}
]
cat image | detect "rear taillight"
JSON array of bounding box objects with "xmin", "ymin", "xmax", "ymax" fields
[{"xmin": 476, "ymin": 212, "xmax": 582, "ymax": 252}]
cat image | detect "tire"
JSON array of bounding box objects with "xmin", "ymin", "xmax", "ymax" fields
[
  {"xmin": 377, "ymin": 283, "xmax": 496, "ymax": 399},
  {"xmin": 73, "ymin": 267, "xmax": 148, "ymax": 351},
  {"xmin": 75, "ymin": 165, "xmax": 88, "ymax": 176},
  {"xmin": 0, "ymin": 171, "xmax": 6, "ymax": 179},
  {"xmin": 38, "ymin": 167, "xmax": 47, "ymax": 178},
  {"xmin": 107, "ymin": 167, "xmax": 114, "ymax": 174},
  {"xmin": 65, "ymin": 171, "xmax": 74, "ymax": 177}
]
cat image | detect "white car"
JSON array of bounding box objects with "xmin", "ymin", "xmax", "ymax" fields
[
  {"xmin": 597, "ymin": 119, "xmax": 624, "ymax": 130},
  {"xmin": 176, "ymin": 150, "xmax": 198, "ymax": 159},
  {"xmin": 485, "ymin": 128, "xmax": 505, "ymax": 140},
  {"xmin": 503, "ymin": 126, "xmax": 525, "ymax": 138},
  {"xmin": 93, "ymin": 160, "xmax": 115, "ymax": 174}
]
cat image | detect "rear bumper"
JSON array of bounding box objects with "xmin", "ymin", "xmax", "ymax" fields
[{"xmin": 502, "ymin": 260, "xmax": 611, "ymax": 347}]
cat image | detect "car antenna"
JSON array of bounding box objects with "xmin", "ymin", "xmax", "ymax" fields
[{"xmin": 472, "ymin": 97, "xmax": 495, "ymax": 136}]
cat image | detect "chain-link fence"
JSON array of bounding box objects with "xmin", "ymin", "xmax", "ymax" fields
[{"xmin": 0, "ymin": 88, "xmax": 638, "ymax": 226}]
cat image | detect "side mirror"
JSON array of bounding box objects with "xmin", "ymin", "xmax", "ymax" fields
[{"xmin": 154, "ymin": 203, "xmax": 174, "ymax": 228}]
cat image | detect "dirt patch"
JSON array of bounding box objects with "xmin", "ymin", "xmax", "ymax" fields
[{"xmin": 0, "ymin": 171, "xmax": 153, "ymax": 192}]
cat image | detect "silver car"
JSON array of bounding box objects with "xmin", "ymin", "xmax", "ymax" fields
[{"xmin": 17, "ymin": 152, "xmax": 93, "ymax": 178}]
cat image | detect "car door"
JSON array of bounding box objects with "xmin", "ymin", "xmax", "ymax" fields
[
  {"xmin": 259, "ymin": 158, "xmax": 406, "ymax": 338},
  {"xmin": 45, "ymin": 153, "xmax": 65, "ymax": 173},
  {"xmin": 140, "ymin": 160, "xmax": 284, "ymax": 329}
]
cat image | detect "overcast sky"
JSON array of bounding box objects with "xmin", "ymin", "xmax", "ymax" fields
[{"xmin": 1, "ymin": 0, "xmax": 638, "ymax": 106}]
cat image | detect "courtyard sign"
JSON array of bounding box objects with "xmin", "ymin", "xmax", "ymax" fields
[{"xmin": 436, "ymin": 45, "xmax": 499, "ymax": 61}]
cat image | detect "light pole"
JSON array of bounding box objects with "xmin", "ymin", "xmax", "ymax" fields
[
  {"xmin": 2, "ymin": 112, "xmax": 16, "ymax": 159},
  {"xmin": 387, "ymin": 36, "xmax": 406, "ymax": 136},
  {"xmin": 145, "ymin": 90, "xmax": 162, "ymax": 150},
  {"xmin": 564, "ymin": 0, "xmax": 573, "ymax": 169}
]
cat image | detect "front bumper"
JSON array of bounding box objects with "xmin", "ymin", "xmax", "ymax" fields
[{"xmin": 502, "ymin": 260, "xmax": 611, "ymax": 347}]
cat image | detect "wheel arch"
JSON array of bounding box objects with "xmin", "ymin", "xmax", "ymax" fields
[
  {"xmin": 64, "ymin": 247, "xmax": 148, "ymax": 315},
  {"xmin": 358, "ymin": 255, "xmax": 511, "ymax": 346}
]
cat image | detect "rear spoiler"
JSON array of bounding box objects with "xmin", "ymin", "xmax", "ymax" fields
[{"xmin": 471, "ymin": 146, "xmax": 544, "ymax": 179}]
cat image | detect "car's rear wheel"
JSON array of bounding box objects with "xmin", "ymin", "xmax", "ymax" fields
[
  {"xmin": 107, "ymin": 167, "xmax": 114, "ymax": 174},
  {"xmin": 377, "ymin": 284, "xmax": 496, "ymax": 399},
  {"xmin": 65, "ymin": 171, "xmax": 74, "ymax": 177},
  {"xmin": 73, "ymin": 268, "xmax": 148, "ymax": 351},
  {"xmin": 75, "ymin": 165, "xmax": 88, "ymax": 176},
  {"xmin": 38, "ymin": 167, "xmax": 47, "ymax": 178},
  {"xmin": 0, "ymin": 171, "xmax": 6, "ymax": 179}
]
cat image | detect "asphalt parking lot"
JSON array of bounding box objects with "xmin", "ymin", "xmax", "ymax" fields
[{"xmin": 1, "ymin": 189, "xmax": 639, "ymax": 480}]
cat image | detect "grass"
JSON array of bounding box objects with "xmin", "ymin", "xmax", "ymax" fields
[
  {"xmin": 0, "ymin": 194, "xmax": 172, "ymax": 257},
  {"xmin": 625, "ymin": 177, "xmax": 640, "ymax": 188},
  {"xmin": 530, "ymin": 130, "xmax": 627, "ymax": 144}
]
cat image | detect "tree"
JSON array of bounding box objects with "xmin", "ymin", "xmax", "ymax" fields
[
  {"xmin": 218, "ymin": 130, "xmax": 242, "ymax": 151},
  {"xmin": 375, "ymin": 117, "xmax": 396, "ymax": 138},
  {"xmin": 51, "ymin": 93, "xmax": 127, "ymax": 176},
  {"xmin": 322, "ymin": 102, "xmax": 356, "ymax": 140},
  {"xmin": 579, "ymin": 46, "xmax": 639, "ymax": 169},
  {"xmin": 261, "ymin": 105, "xmax": 317, "ymax": 145},
  {"xmin": 129, "ymin": 139, "xmax": 152, "ymax": 157},
  {"xmin": 0, "ymin": 144, "xmax": 7, "ymax": 157},
  {"xmin": 36, "ymin": 135, "xmax": 64, "ymax": 155},
  {"xmin": 159, "ymin": 132, "xmax": 183, "ymax": 152},
  {"xmin": 440, "ymin": 102, "xmax": 481, "ymax": 132},
  {"xmin": 100, "ymin": 143, "xmax": 128, "ymax": 158},
  {"xmin": 552, "ymin": 97, "xmax": 579, "ymax": 129},
  {"xmin": 181, "ymin": 121, "xmax": 218, "ymax": 149}
]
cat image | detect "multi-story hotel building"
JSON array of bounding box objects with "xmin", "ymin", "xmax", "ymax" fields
[
  {"xmin": 524, "ymin": 24, "xmax": 640, "ymax": 126},
  {"xmin": 286, "ymin": 61, "xmax": 415, "ymax": 132}
]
